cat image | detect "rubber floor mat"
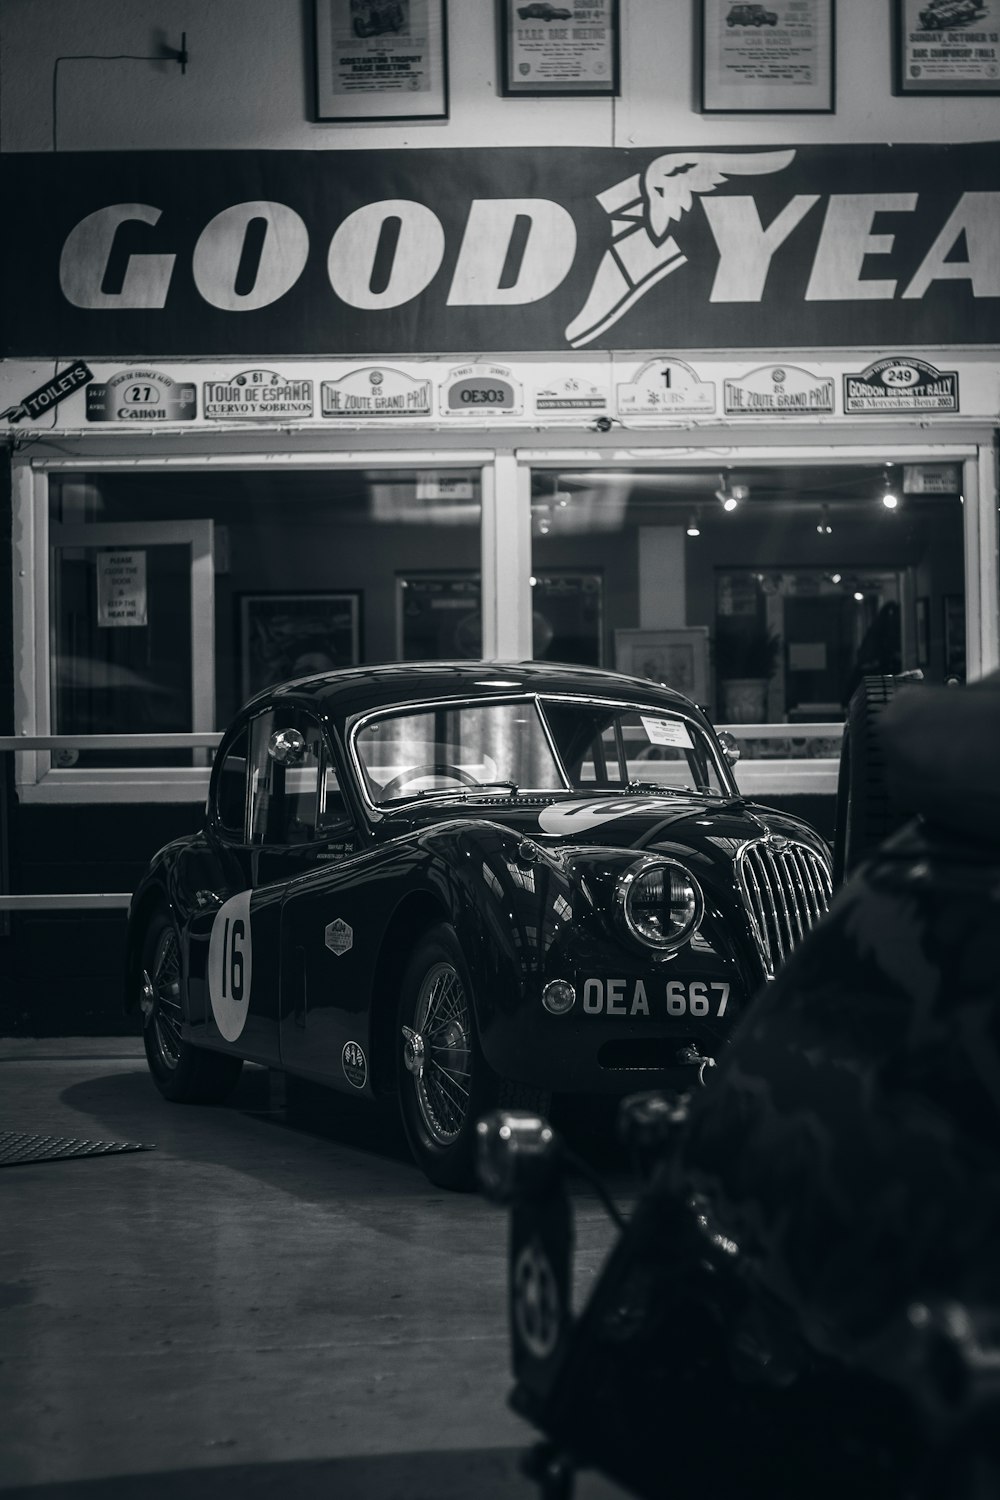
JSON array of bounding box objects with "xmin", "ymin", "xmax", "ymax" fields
[{"xmin": 0, "ymin": 1131, "xmax": 154, "ymax": 1167}]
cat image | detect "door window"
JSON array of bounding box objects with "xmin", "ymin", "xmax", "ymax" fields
[
  {"xmin": 249, "ymin": 712, "xmax": 325, "ymax": 846},
  {"xmin": 215, "ymin": 728, "xmax": 249, "ymax": 839}
]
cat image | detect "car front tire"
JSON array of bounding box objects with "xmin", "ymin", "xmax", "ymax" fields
[
  {"xmin": 139, "ymin": 908, "xmax": 243, "ymax": 1105},
  {"xmin": 396, "ymin": 923, "xmax": 499, "ymax": 1190}
]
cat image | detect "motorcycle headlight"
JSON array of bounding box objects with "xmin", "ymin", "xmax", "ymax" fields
[{"xmin": 615, "ymin": 857, "xmax": 704, "ymax": 951}]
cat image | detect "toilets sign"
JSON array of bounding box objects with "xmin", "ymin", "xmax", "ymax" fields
[{"xmin": 1, "ymin": 143, "xmax": 997, "ymax": 355}]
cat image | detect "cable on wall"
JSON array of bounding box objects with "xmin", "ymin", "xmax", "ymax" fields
[{"xmin": 51, "ymin": 34, "xmax": 187, "ymax": 151}]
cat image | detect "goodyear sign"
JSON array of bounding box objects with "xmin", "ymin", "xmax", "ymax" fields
[{"xmin": 1, "ymin": 144, "xmax": 997, "ymax": 355}]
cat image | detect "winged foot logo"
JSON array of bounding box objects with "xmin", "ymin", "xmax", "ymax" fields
[{"xmin": 565, "ymin": 149, "xmax": 796, "ymax": 347}]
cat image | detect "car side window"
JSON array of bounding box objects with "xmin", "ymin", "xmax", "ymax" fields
[
  {"xmin": 318, "ymin": 755, "xmax": 351, "ymax": 829},
  {"xmin": 249, "ymin": 711, "xmax": 324, "ymax": 846},
  {"xmin": 215, "ymin": 728, "xmax": 249, "ymax": 839}
]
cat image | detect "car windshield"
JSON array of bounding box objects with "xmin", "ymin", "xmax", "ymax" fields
[{"xmin": 355, "ymin": 697, "xmax": 728, "ymax": 805}]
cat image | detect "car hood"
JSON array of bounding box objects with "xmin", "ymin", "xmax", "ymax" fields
[{"xmin": 384, "ymin": 789, "xmax": 826, "ymax": 858}]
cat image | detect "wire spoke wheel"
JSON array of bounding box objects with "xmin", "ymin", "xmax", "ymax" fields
[
  {"xmin": 147, "ymin": 926, "xmax": 183, "ymax": 1072},
  {"xmin": 413, "ymin": 960, "xmax": 472, "ymax": 1145}
]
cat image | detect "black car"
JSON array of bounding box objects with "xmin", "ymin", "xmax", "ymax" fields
[
  {"xmin": 918, "ymin": 0, "xmax": 985, "ymax": 27},
  {"xmin": 517, "ymin": 4, "xmax": 573, "ymax": 19},
  {"xmin": 353, "ymin": 2, "xmax": 405, "ymax": 39},
  {"xmin": 126, "ymin": 661, "xmax": 831, "ymax": 1188},
  {"xmin": 727, "ymin": 3, "xmax": 779, "ymax": 24},
  {"xmin": 480, "ymin": 671, "xmax": 1000, "ymax": 1495}
]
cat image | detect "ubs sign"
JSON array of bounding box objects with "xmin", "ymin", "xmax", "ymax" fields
[{"xmin": 2, "ymin": 144, "xmax": 997, "ymax": 356}]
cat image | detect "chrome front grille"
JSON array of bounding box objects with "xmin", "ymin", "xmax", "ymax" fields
[{"xmin": 736, "ymin": 839, "xmax": 832, "ymax": 979}]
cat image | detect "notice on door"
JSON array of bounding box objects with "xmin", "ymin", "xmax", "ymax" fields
[{"xmin": 97, "ymin": 550, "xmax": 148, "ymax": 627}]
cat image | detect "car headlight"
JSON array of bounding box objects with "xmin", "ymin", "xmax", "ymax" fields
[{"xmin": 614, "ymin": 857, "xmax": 704, "ymax": 951}]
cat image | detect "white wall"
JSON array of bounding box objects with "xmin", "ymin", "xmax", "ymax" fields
[{"xmin": 1, "ymin": 0, "xmax": 997, "ymax": 154}]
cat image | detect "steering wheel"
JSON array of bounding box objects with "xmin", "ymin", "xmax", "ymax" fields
[{"xmin": 380, "ymin": 762, "xmax": 480, "ymax": 797}]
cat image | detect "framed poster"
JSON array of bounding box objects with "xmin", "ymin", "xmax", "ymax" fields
[
  {"xmin": 239, "ymin": 592, "xmax": 361, "ymax": 700},
  {"xmin": 313, "ymin": 0, "xmax": 449, "ymax": 121},
  {"xmin": 532, "ymin": 571, "xmax": 604, "ymax": 666},
  {"xmin": 915, "ymin": 595, "xmax": 930, "ymax": 668},
  {"xmin": 700, "ymin": 0, "xmax": 835, "ymax": 113},
  {"xmin": 500, "ymin": 0, "xmax": 620, "ymax": 96},
  {"xmin": 943, "ymin": 594, "xmax": 966, "ymax": 680},
  {"xmin": 893, "ymin": 0, "xmax": 1000, "ymax": 95},
  {"xmin": 614, "ymin": 627, "xmax": 710, "ymax": 705},
  {"xmin": 397, "ymin": 573, "xmax": 482, "ymax": 659}
]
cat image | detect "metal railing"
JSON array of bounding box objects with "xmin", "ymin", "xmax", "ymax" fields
[
  {"xmin": 0, "ymin": 724, "xmax": 842, "ymax": 913},
  {"xmin": 0, "ymin": 732, "xmax": 222, "ymax": 913}
]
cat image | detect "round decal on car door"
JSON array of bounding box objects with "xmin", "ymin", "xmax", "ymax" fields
[{"xmin": 208, "ymin": 890, "xmax": 253, "ymax": 1042}]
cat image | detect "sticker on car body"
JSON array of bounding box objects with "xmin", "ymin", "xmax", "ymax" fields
[
  {"xmin": 538, "ymin": 797, "xmax": 684, "ymax": 836},
  {"xmin": 208, "ymin": 890, "xmax": 253, "ymax": 1041},
  {"xmin": 342, "ymin": 1041, "xmax": 367, "ymax": 1088}
]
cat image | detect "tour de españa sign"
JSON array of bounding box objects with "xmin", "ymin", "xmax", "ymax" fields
[{"xmin": 0, "ymin": 143, "xmax": 996, "ymax": 357}]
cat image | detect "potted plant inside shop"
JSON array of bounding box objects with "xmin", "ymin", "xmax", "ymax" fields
[{"xmin": 713, "ymin": 620, "xmax": 782, "ymax": 723}]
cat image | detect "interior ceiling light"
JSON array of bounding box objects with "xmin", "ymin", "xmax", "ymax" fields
[
  {"xmin": 686, "ymin": 509, "xmax": 701, "ymax": 537},
  {"xmin": 714, "ymin": 472, "xmax": 742, "ymax": 512},
  {"xmin": 816, "ymin": 504, "xmax": 833, "ymax": 535},
  {"xmin": 882, "ymin": 465, "xmax": 899, "ymax": 510},
  {"xmin": 854, "ymin": 590, "xmax": 865, "ymax": 602},
  {"xmin": 831, "ymin": 572, "xmax": 843, "ymax": 584}
]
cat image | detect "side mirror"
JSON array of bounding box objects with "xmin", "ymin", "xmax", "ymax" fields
[
  {"xmin": 268, "ymin": 727, "xmax": 306, "ymax": 766},
  {"xmin": 717, "ymin": 730, "xmax": 741, "ymax": 767}
]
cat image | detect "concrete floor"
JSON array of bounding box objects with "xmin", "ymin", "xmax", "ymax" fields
[{"xmin": 0, "ymin": 1037, "xmax": 631, "ymax": 1499}]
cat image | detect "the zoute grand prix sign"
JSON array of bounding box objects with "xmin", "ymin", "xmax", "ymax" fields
[{"xmin": 1, "ymin": 144, "xmax": 997, "ymax": 357}]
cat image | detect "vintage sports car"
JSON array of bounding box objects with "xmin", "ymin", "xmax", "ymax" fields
[
  {"xmin": 517, "ymin": 4, "xmax": 573, "ymax": 19},
  {"xmin": 918, "ymin": 0, "xmax": 985, "ymax": 27},
  {"xmin": 353, "ymin": 2, "xmax": 405, "ymax": 39},
  {"xmin": 479, "ymin": 671, "xmax": 1000, "ymax": 1496},
  {"xmin": 727, "ymin": 3, "xmax": 779, "ymax": 25},
  {"xmin": 126, "ymin": 661, "xmax": 831, "ymax": 1187}
]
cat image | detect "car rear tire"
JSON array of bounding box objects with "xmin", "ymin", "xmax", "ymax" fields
[
  {"xmin": 139, "ymin": 908, "xmax": 243, "ymax": 1105},
  {"xmin": 832, "ymin": 674, "xmax": 904, "ymax": 885},
  {"xmin": 397, "ymin": 923, "xmax": 500, "ymax": 1190}
]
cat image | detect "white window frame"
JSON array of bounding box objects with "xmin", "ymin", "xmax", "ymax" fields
[
  {"xmin": 514, "ymin": 437, "xmax": 999, "ymax": 796},
  {"xmin": 10, "ymin": 435, "xmax": 997, "ymax": 803},
  {"xmin": 11, "ymin": 447, "xmax": 495, "ymax": 803}
]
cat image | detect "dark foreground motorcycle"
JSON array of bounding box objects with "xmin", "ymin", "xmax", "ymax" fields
[{"xmin": 479, "ymin": 672, "xmax": 1000, "ymax": 1500}]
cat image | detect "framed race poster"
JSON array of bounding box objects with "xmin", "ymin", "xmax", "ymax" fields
[
  {"xmin": 500, "ymin": 0, "xmax": 620, "ymax": 96},
  {"xmin": 313, "ymin": 0, "xmax": 449, "ymax": 121},
  {"xmin": 615, "ymin": 627, "xmax": 710, "ymax": 704},
  {"xmin": 397, "ymin": 573, "xmax": 481, "ymax": 659},
  {"xmin": 239, "ymin": 592, "xmax": 361, "ymax": 700},
  {"xmin": 893, "ymin": 0, "xmax": 1000, "ymax": 95},
  {"xmin": 943, "ymin": 593, "xmax": 967, "ymax": 680},
  {"xmin": 700, "ymin": 0, "xmax": 835, "ymax": 113}
]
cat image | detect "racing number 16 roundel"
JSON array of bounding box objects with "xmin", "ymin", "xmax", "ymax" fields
[{"xmin": 208, "ymin": 890, "xmax": 253, "ymax": 1042}]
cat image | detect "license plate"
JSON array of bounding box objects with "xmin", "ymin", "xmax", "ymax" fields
[{"xmin": 580, "ymin": 977, "xmax": 730, "ymax": 1019}]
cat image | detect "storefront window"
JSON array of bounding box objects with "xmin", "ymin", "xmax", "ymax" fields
[
  {"xmin": 529, "ymin": 463, "xmax": 966, "ymax": 737},
  {"xmin": 46, "ymin": 467, "xmax": 482, "ymax": 768}
]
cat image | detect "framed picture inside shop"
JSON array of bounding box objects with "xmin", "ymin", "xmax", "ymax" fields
[
  {"xmin": 893, "ymin": 0, "xmax": 1000, "ymax": 94},
  {"xmin": 943, "ymin": 593, "xmax": 966, "ymax": 681},
  {"xmin": 313, "ymin": 0, "xmax": 449, "ymax": 121},
  {"xmin": 699, "ymin": 0, "xmax": 835, "ymax": 113},
  {"xmin": 614, "ymin": 627, "xmax": 710, "ymax": 705},
  {"xmin": 499, "ymin": 0, "xmax": 620, "ymax": 96},
  {"xmin": 239, "ymin": 592, "xmax": 361, "ymax": 700},
  {"xmin": 397, "ymin": 573, "xmax": 482, "ymax": 659}
]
